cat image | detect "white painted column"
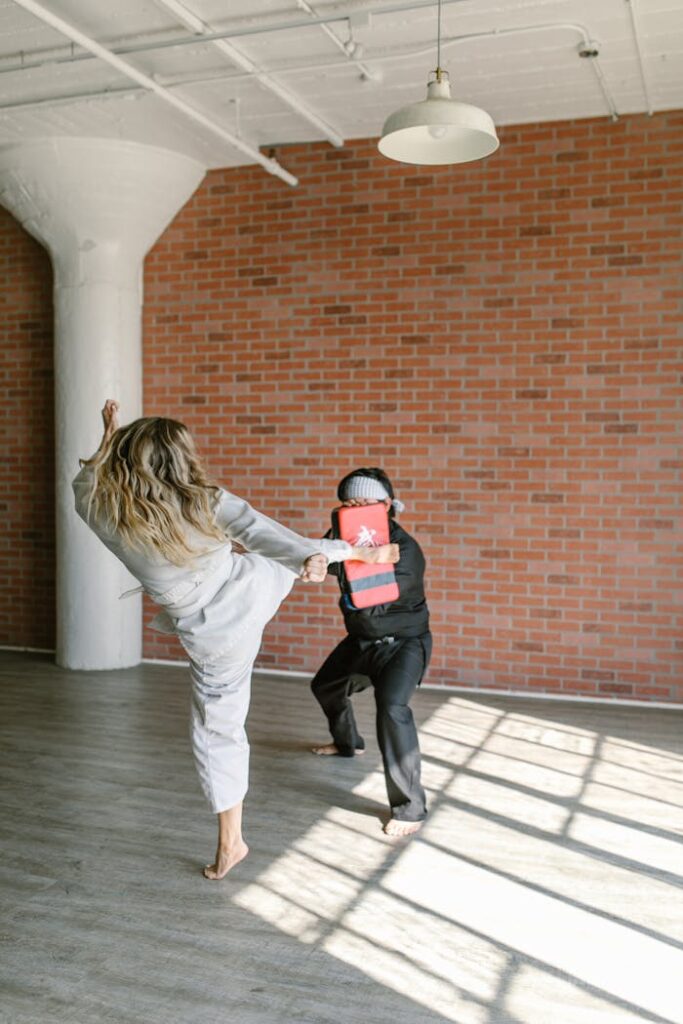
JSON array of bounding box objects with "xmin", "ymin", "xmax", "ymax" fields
[{"xmin": 0, "ymin": 138, "xmax": 205, "ymax": 669}]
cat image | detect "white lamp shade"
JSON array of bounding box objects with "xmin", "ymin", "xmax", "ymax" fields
[{"xmin": 378, "ymin": 77, "xmax": 499, "ymax": 165}]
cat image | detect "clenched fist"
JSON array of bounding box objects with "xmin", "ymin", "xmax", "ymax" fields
[{"xmin": 301, "ymin": 552, "xmax": 329, "ymax": 583}]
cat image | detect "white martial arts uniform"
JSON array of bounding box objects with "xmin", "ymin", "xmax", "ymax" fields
[{"xmin": 73, "ymin": 465, "xmax": 352, "ymax": 812}]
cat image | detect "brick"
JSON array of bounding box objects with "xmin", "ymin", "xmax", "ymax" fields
[
  {"xmin": 586, "ymin": 412, "xmax": 620, "ymax": 422},
  {"xmin": 609, "ymin": 255, "xmax": 643, "ymax": 267},
  {"xmin": 520, "ymin": 226, "xmax": 552, "ymax": 237},
  {"xmin": 399, "ymin": 334, "xmax": 430, "ymax": 345},
  {"xmin": 539, "ymin": 187, "xmax": 570, "ymax": 199},
  {"xmin": 435, "ymin": 264, "xmax": 466, "ymax": 275},
  {"xmin": 534, "ymin": 353, "xmax": 566, "ymax": 365},
  {"xmin": 629, "ymin": 167, "xmax": 663, "ymax": 180},
  {"xmin": 405, "ymin": 175, "xmax": 434, "ymax": 187},
  {"xmin": 590, "ymin": 245, "xmax": 623, "ymax": 256},
  {"xmin": 551, "ymin": 317, "xmax": 583, "ymax": 328}
]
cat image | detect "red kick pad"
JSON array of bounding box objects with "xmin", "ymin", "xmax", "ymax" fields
[{"xmin": 331, "ymin": 503, "xmax": 400, "ymax": 609}]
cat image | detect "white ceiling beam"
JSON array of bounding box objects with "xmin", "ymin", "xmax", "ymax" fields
[
  {"xmin": 8, "ymin": 0, "xmax": 299, "ymax": 186},
  {"xmin": 153, "ymin": 0, "xmax": 344, "ymax": 146},
  {"xmin": 624, "ymin": 0, "xmax": 654, "ymax": 115}
]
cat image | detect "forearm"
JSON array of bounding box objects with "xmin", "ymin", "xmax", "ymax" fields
[
  {"xmin": 214, "ymin": 489, "xmax": 352, "ymax": 573},
  {"xmin": 97, "ymin": 423, "xmax": 116, "ymax": 453},
  {"xmin": 81, "ymin": 399, "xmax": 120, "ymax": 466}
]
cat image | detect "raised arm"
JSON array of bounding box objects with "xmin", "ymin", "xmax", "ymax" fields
[
  {"xmin": 73, "ymin": 399, "xmax": 121, "ymax": 520},
  {"xmin": 97, "ymin": 399, "xmax": 120, "ymax": 454},
  {"xmin": 213, "ymin": 489, "xmax": 352, "ymax": 575},
  {"xmin": 213, "ymin": 489, "xmax": 398, "ymax": 579}
]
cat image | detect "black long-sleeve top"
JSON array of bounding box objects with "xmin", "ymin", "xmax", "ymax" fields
[{"xmin": 327, "ymin": 520, "xmax": 430, "ymax": 640}]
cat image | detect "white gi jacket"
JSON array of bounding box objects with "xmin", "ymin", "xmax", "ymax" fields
[{"xmin": 72, "ymin": 465, "xmax": 352, "ymax": 666}]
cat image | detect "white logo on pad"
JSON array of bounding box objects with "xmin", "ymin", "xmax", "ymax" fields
[{"xmin": 354, "ymin": 525, "xmax": 379, "ymax": 548}]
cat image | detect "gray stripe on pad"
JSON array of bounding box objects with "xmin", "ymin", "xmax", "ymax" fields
[{"xmin": 348, "ymin": 572, "xmax": 396, "ymax": 593}]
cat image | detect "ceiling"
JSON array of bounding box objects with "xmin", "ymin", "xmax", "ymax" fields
[{"xmin": 0, "ymin": 0, "xmax": 680, "ymax": 180}]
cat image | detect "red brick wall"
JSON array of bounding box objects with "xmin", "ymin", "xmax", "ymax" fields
[
  {"xmin": 143, "ymin": 112, "xmax": 682, "ymax": 702},
  {"xmin": 0, "ymin": 209, "xmax": 55, "ymax": 648},
  {"xmin": 2, "ymin": 112, "xmax": 681, "ymax": 701}
]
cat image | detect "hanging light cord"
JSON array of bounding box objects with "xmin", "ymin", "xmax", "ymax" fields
[{"xmin": 435, "ymin": 0, "xmax": 442, "ymax": 79}]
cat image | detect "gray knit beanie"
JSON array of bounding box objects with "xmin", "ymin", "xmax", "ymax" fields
[{"xmin": 341, "ymin": 475, "xmax": 405, "ymax": 514}]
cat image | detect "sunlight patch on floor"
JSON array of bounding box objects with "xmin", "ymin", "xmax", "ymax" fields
[
  {"xmin": 603, "ymin": 736, "xmax": 683, "ymax": 765},
  {"xmin": 382, "ymin": 840, "xmax": 683, "ymax": 1022},
  {"xmin": 323, "ymin": 886, "xmax": 504, "ymax": 1024},
  {"xmin": 232, "ymin": 696, "xmax": 683, "ymax": 1023},
  {"xmin": 426, "ymin": 802, "xmax": 683, "ymax": 941},
  {"xmin": 567, "ymin": 812, "xmax": 683, "ymax": 876},
  {"xmin": 591, "ymin": 753, "xmax": 683, "ymax": 805},
  {"xmin": 581, "ymin": 781, "xmax": 683, "ymax": 834},
  {"xmin": 471, "ymin": 737, "xmax": 592, "ymax": 786},
  {"xmin": 447, "ymin": 773, "xmax": 571, "ymax": 832},
  {"xmin": 505, "ymin": 963, "xmax": 655, "ymax": 1024}
]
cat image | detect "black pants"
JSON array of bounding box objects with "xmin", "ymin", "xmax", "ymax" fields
[{"xmin": 310, "ymin": 634, "xmax": 431, "ymax": 822}]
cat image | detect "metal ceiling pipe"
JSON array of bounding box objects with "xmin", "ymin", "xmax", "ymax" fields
[
  {"xmin": 152, "ymin": 0, "xmax": 344, "ymax": 146},
  {"xmin": 295, "ymin": 0, "xmax": 380, "ymax": 81},
  {"xmin": 0, "ymin": 137, "xmax": 204, "ymax": 669},
  {"xmin": 436, "ymin": 22, "xmax": 619, "ymax": 121},
  {"xmin": 9, "ymin": 0, "xmax": 299, "ymax": 185},
  {"xmin": 624, "ymin": 0, "xmax": 654, "ymax": 115},
  {"xmin": 0, "ymin": 0, "xmax": 469, "ymax": 74},
  {"xmin": 0, "ymin": 86, "xmax": 143, "ymax": 112},
  {"xmin": 0, "ymin": 21, "xmax": 620, "ymax": 125}
]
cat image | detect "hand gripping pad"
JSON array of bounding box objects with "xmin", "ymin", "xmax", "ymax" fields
[{"xmin": 331, "ymin": 503, "xmax": 400, "ymax": 609}]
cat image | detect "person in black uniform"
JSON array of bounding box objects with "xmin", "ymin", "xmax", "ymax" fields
[{"xmin": 310, "ymin": 468, "xmax": 432, "ymax": 836}]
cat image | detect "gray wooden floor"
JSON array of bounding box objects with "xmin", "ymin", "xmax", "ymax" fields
[{"xmin": 1, "ymin": 651, "xmax": 682, "ymax": 1024}]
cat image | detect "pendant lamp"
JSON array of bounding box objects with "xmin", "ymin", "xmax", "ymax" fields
[{"xmin": 378, "ymin": 0, "xmax": 499, "ymax": 166}]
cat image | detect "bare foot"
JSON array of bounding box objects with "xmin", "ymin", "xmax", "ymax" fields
[
  {"xmin": 311, "ymin": 743, "xmax": 365, "ymax": 756},
  {"xmin": 383, "ymin": 819, "xmax": 423, "ymax": 837},
  {"xmin": 203, "ymin": 840, "xmax": 249, "ymax": 880}
]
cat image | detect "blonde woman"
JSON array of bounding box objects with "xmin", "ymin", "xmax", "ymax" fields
[{"xmin": 73, "ymin": 400, "xmax": 398, "ymax": 880}]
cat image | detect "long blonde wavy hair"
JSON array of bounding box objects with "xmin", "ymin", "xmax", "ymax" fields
[{"xmin": 84, "ymin": 417, "xmax": 226, "ymax": 565}]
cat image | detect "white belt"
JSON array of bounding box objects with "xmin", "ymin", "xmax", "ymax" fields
[{"xmin": 119, "ymin": 571, "xmax": 206, "ymax": 605}]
